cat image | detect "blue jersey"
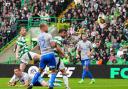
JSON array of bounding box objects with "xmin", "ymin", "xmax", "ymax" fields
[
  {"xmin": 38, "ymin": 32, "xmax": 56, "ymax": 69},
  {"xmin": 38, "ymin": 32, "xmax": 53, "ymax": 54}
]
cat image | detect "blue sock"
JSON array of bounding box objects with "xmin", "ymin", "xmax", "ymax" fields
[
  {"xmin": 82, "ymin": 69, "xmax": 87, "ymax": 80},
  {"xmin": 31, "ymin": 72, "xmax": 41, "ymax": 85},
  {"xmin": 49, "ymin": 73, "xmax": 56, "ymax": 88},
  {"xmin": 87, "ymin": 71, "xmax": 93, "ymax": 79}
]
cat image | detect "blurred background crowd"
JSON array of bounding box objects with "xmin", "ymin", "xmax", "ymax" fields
[
  {"xmin": 0, "ymin": 0, "xmax": 72, "ymax": 47},
  {"xmin": 0, "ymin": 0, "xmax": 128, "ymax": 65},
  {"xmin": 61, "ymin": 0, "xmax": 128, "ymax": 65}
]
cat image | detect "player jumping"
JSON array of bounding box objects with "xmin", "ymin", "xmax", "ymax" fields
[
  {"xmin": 15, "ymin": 27, "xmax": 40, "ymax": 72},
  {"xmin": 76, "ymin": 34, "xmax": 95, "ymax": 84},
  {"xmin": 27, "ymin": 24, "xmax": 64, "ymax": 89}
]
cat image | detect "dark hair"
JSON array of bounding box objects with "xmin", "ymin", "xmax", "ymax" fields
[
  {"xmin": 14, "ymin": 67, "xmax": 20, "ymax": 71},
  {"xmin": 20, "ymin": 27, "xmax": 26, "ymax": 31},
  {"xmin": 59, "ymin": 29, "xmax": 67, "ymax": 33}
]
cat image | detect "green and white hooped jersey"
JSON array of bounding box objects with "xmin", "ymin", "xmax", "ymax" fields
[
  {"xmin": 52, "ymin": 36, "xmax": 64, "ymax": 57},
  {"xmin": 16, "ymin": 36, "xmax": 29, "ymax": 58}
]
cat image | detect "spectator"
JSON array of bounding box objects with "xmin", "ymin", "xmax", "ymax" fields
[
  {"xmin": 0, "ymin": 0, "xmax": 71, "ymax": 48},
  {"xmin": 112, "ymin": 39, "xmax": 120, "ymax": 49},
  {"xmin": 109, "ymin": 52, "xmax": 116, "ymax": 63},
  {"xmin": 116, "ymin": 47, "xmax": 124, "ymax": 58}
]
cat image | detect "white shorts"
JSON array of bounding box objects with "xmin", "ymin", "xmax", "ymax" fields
[
  {"xmin": 20, "ymin": 52, "xmax": 37, "ymax": 64},
  {"xmin": 55, "ymin": 57, "xmax": 65, "ymax": 70}
]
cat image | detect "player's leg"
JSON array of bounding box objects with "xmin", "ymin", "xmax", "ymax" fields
[
  {"xmin": 20, "ymin": 53, "xmax": 29, "ymax": 72},
  {"xmin": 20, "ymin": 52, "xmax": 40, "ymax": 72},
  {"xmin": 49, "ymin": 69, "xmax": 56, "ymax": 89},
  {"xmin": 86, "ymin": 60, "xmax": 95, "ymax": 84},
  {"xmin": 59, "ymin": 61, "xmax": 70, "ymax": 89},
  {"xmin": 37, "ymin": 76, "xmax": 48, "ymax": 87},
  {"xmin": 27, "ymin": 55, "xmax": 46, "ymax": 89},
  {"xmin": 38, "ymin": 76, "xmax": 61, "ymax": 87},
  {"xmin": 79, "ymin": 59, "xmax": 95, "ymax": 84},
  {"xmin": 48, "ymin": 52, "xmax": 57, "ymax": 89},
  {"xmin": 79, "ymin": 60, "xmax": 87, "ymax": 83},
  {"xmin": 54, "ymin": 57, "xmax": 63, "ymax": 83},
  {"xmin": 29, "ymin": 52, "xmax": 41, "ymax": 61},
  {"xmin": 30, "ymin": 68, "xmax": 44, "ymax": 85},
  {"xmin": 55, "ymin": 79, "xmax": 63, "ymax": 83},
  {"xmin": 20, "ymin": 62, "xmax": 26, "ymax": 72}
]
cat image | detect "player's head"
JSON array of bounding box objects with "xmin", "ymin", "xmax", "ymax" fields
[
  {"xmin": 20, "ymin": 27, "xmax": 27, "ymax": 36},
  {"xmin": 40, "ymin": 24, "xmax": 48, "ymax": 32},
  {"xmin": 14, "ymin": 68, "xmax": 22, "ymax": 77},
  {"xmin": 59, "ymin": 29, "xmax": 67, "ymax": 38},
  {"xmin": 82, "ymin": 33, "xmax": 88, "ymax": 41}
]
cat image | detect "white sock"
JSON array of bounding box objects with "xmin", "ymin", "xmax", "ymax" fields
[
  {"xmin": 91, "ymin": 78, "xmax": 95, "ymax": 80},
  {"xmin": 63, "ymin": 75, "xmax": 69, "ymax": 88}
]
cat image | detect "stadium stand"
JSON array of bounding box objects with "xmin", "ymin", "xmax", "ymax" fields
[
  {"xmin": 0, "ymin": 0, "xmax": 128, "ymax": 65},
  {"xmin": 0, "ymin": 0, "xmax": 73, "ymax": 48},
  {"xmin": 60, "ymin": 0, "xmax": 128, "ymax": 65}
]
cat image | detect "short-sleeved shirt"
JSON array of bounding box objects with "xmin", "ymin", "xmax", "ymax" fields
[
  {"xmin": 77, "ymin": 40, "xmax": 92, "ymax": 60},
  {"xmin": 16, "ymin": 36, "xmax": 29, "ymax": 58},
  {"xmin": 38, "ymin": 32, "xmax": 53, "ymax": 54},
  {"xmin": 52, "ymin": 36, "xmax": 64, "ymax": 57},
  {"xmin": 9, "ymin": 72, "xmax": 30, "ymax": 85}
]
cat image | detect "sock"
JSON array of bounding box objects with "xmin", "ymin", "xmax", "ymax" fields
[
  {"xmin": 87, "ymin": 71, "xmax": 93, "ymax": 79},
  {"xmin": 55, "ymin": 79, "xmax": 63, "ymax": 83},
  {"xmin": 82, "ymin": 69, "xmax": 87, "ymax": 80},
  {"xmin": 54, "ymin": 83, "xmax": 61, "ymax": 87},
  {"xmin": 63, "ymin": 75, "xmax": 69, "ymax": 88},
  {"xmin": 49, "ymin": 73, "xmax": 56, "ymax": 88},
  {"xmin": 31, "ymin": 72, "xmax": 41, "ymax": 85}
]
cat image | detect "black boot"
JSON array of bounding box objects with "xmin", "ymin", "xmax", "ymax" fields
[
  {"xmin": 49, "ymin": 87, "xmax": 53, "ymax": 89},
  {"xmin": 27, "ymin": 85, "xmax": 33, "ymax": 89}
]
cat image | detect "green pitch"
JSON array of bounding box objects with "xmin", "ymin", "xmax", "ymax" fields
[{"xmin": 0, "ymin": 78, "xmax": 128, "ymax": 89}]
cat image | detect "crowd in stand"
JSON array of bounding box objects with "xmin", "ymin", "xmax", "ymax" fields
[
  {"xmin": 0, "ymin": 0, "xmax": 72, "ymax": 48},
  {"xmin": 61, "ymin": 0, "xmax": 128, "ymax": 65},
  {"xmin": 0, "ymin": 0, "xmax": 128, "ymax": 65}
]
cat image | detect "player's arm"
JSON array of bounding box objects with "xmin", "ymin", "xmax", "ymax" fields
[
  {"xmin": 87, "ymin": 42, "xmax": 94, "ymax": 57},
  {"xmin": 8, "ymin": 81, "xmax": 17, "ymax": 86},
  {"xmin": 15, "ymin": 38, "xmax": 24, "ymax": 60},
  {"xmin": 15, "ymin": 45, "xmax": 20, "ymax": 60},
  {"xmin": 56, "ymin": 44, "xmax": 65, "ymax": 57},
  {"xmin": 31, "ymin": 45, "xmax": 40, "ymax": 51},
  {"xmin": 76, "ymin": 42, "xmax": 81, "ymax": 59},
  {"xmin": 31, "ymin": 45, "xmax": 41, "ymax": 59},
  {"xmin": 24, "ymin": 80, "xmax": 29, "ymax": 86},
  {"xmin": 51, "ymin": 41, "xmax": 65, "ymax": 57},
  {"xmin": 8, "ymin": 75, "xmax": 17, "ymax": 86},
  {"xmin": 23, "ymin": 74, "xmax": 29, "ymax": 87}
]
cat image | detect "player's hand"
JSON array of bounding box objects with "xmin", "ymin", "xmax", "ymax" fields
[
  {"xmin": 76, "ymin": 55, "xmax": 80, "ymax": 59},
  {"xmin": 8, "ymin": 82, "xmax": 11, "ymax": 86},
  {"xmin": 15, "ymin": 85, "xmax": 24, "ymax": 87},
  {"xmin": 87, "ymin": 51, "xmax": 92, "ymax": 57},
  {"xmin": 16, "ymin": 55, "xmax": 19, "ymax": 60},
  {"xmin": 8, "ymin": 82, "xmax": 15, "ymax": 86}
]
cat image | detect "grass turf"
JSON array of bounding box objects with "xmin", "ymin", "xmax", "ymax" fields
[{"xmin": 0, "ymin": 78, "xmax": 128, "ymax": 89}]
